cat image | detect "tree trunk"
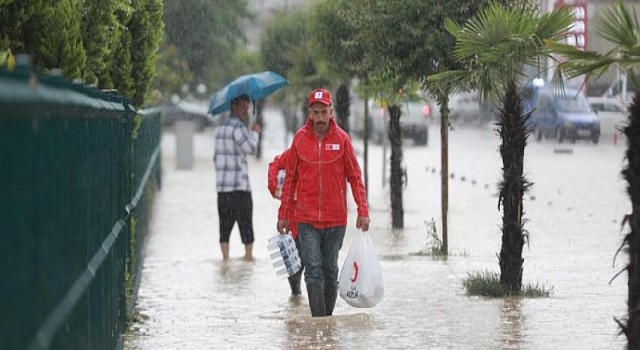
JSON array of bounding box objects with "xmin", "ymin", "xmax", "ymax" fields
[
  {"xmin": 335, "ymin": 83, "xmax": 350, "ymax": 134},
  {"xmin": 497, "ymin": 82, "xmax": 530, "ymax": 293},
  {"xmin": 622, "ymin": 93, "xmax": 640, "ymax": 348},
  {"xmin": 437, "ymin": 92, "xmax": 450, "ymax": 255},
  {"xmin": 363, "ymin": 93, "xmax": 370, "ymax": 198},
  {"xmin": 388, "ymin": 104, "xmax": 404, "ymax": 229}
]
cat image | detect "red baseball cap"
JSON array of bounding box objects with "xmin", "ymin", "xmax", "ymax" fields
[{"xmin": 308, "ymin": 88, "xmax": 332, "ymax": 107}]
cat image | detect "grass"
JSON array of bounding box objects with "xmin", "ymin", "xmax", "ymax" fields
[
  {"xmin": 408, "ymin": 219, "xmax": 549, "ymax": 298},
  {"xmin": 463, "ymin": 271, "xmax": 553, "ymax": 298},
  {"xmin": 410, "ymin": 218, "xmax": 467, "ymax": 258}
]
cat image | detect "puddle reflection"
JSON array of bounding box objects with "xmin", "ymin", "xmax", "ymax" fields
[
  {"xmin": 284, "ymin": 313, "xmax": 378, "ymax": 350},
  {"xmin": 501, "ymin": 298, "xmax": 525, "ymax": 350},
  {"xmin": 215, "ymin": 259, "xmax": 256, "ymax": 293}
]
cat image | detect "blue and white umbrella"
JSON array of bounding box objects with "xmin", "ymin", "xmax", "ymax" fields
[{"xmin": 208, "ymin": 71, "xmax": 289, "ymax": 115}]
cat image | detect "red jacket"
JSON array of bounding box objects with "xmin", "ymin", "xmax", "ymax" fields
[
  {"xmin": 278, "ymin": 117, "xmax": 368, "ymax": 229},
  {"xmin": 268, "ymin": 148, "xmax": 298, "ymax": 238}
]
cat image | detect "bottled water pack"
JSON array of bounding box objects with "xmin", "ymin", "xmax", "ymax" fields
[{"xmin": 268, "ymin": 233, "xmax": 302, "ymax": 278}]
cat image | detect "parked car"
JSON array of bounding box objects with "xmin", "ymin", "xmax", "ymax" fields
[
  {"xmin": 449, "ymin": 90, "xmax": 495, "ymax": 126},
  {"xmin": 162, "ymin": 99, "xmax": 214, "ymax": 131},
  {"xmin": 351, "ymin": 97, "xmax": 433, "ymax": 146},
  {"xmin": 531, "ymin": 88, "xmax": 600, "ymax": 143},
  {"xmin": 588, "ymin": 96, "xmax": 627, "ymax": 143}
]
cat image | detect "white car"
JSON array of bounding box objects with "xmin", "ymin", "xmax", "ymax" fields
[
  {"xmin": 588, "ymin": 97, "xmax": 627, "ymax": 144},
  {"xmin": 351, "ymin": 96, "xmax": 433, "ymax": 146},
  {"xmin": 449, "ymin": 90, "xmax": 494, "ymax": 126}
]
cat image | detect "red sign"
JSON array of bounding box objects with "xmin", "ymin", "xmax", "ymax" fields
[{"xmin": 554, "ymin": 0, "xmax": 588, "ymax": 50}]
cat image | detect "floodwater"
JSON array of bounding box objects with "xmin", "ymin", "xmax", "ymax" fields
[{"xmin": 125, "ymin": 109, "xmax": 629, "ymax": 350}]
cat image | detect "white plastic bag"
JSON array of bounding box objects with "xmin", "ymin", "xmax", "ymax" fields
[{"xmin": 338, "ymin": 231, "xmax": 384, "ymax": 308}]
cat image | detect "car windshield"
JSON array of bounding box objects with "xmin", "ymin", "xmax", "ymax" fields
[{"xmin": 554, "ymin": 95, "xmax": 591, "ymax": 113}]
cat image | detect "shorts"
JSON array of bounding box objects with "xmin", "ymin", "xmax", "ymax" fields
[{"xmin": 217, "ymin": 191, "xmax": 254, "ymax": 244}]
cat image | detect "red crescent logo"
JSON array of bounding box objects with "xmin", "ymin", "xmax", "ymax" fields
[{"xmin": 350, "ymin": 261, "xmax": 359, "ymax": 282}]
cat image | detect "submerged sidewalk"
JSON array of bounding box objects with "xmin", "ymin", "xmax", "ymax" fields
[{"xmin": 125, "ymin": 109, "xmax": 627, "ymax": 350}]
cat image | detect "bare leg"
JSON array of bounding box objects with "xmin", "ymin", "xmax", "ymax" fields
[
  {"xmin": 220, "ymin": 242, "xmax": 230, "ymax": 261},
  {"xmin": 243, "ymin": 243, "xmax": 253, "ymax": 261}
]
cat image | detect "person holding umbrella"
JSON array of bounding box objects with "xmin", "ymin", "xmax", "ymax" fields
[
  {"xmin": 209, "ymin": 71, "xmax": 288, "ymax": 261},
  {"xmin": 214, "ymin": 94, "xmax": 261, "ymax": 261},
  {"xmin": 276, "ymin": 88, "xmax": 370, "ymax": 317}
]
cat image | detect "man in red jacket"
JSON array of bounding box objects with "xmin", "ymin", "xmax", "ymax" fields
[
  {"xmin": 268, "ymin": 148, "xmax": 303, "ymax": 296},
  {"xmin": 277, "ymin": 88, "xmax": 370, "ymax": 317}
]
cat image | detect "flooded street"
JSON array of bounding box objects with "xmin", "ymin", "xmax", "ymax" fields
[{"xmin": 125, "ymin": 110, "xmax": 628, "ymax": 350}]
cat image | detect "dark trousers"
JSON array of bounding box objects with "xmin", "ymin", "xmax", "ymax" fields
[{"xmin": 217, "ymin": 191, "xmax": 254, "ymax": 244}]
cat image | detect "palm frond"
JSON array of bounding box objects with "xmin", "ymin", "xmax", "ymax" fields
[
  {"xmin": 431, "ymin": 0, "xmax": 575, "ymax": 106},
  {"xmin": 547, "ymin": 41, "xmax": 624, "ymax": 79},
  {"xmin": 427, "ymin": 70, "xmax": 476, "ymax": 94},
  {"xmin": 545, "ymin": 41, "xmax": 602, "ymax": 60},
  {"xmin": 536, "ymin": 6, "xmax": 575, "ymax": 43},
  {"xmin": 596, "ymin": 1, "xmax": 640, "ymax": 48}
]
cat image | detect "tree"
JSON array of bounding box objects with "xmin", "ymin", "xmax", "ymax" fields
[
  {"xmin": 37, "ymin": 0, "xmax": 86, "ymax": 78},
  {"xmin": 337, "ymin": 0, "xmax": 500, "ymax": 230},
  {"xmin": 429, "ymin": 2, "xmax": 573, "ymax": 292},
  {"xmin": 0, "ymin": 0, "xmax": 47, "ymax": 57},
  {"xmin": 310, "ymin": 0, "xmax": 373, "ymax": 194},
  {"xmin": 547, "ymin": 1, "xmax": 640, "ymax": 346},
  {"xmin": 162, "ymin": 0, "xmax": 251, "ymax": 90},
  {"xmin": 309, "ymin": 0, "xmax": 362, "ymax": 136},
  {"xmin": 0, "ymin": 0, "xmax": 163, "ymax": 107},
  {"xmin": 81, "ymin": 0, "xmax": 121, "ymax": 86},
  {"xmin": 150, "ymin": 44, "xmax": 194, "ymax": 99},
  {"xmin": 0, "ymin": 0, "xmax": 86, "ymax": 79},
  {"xmin": 261, "ymin": 9, "xmax": 328, "ymax": 132},
  {"xmin": 411, "ymin": 0, "xmax": 515, "ymax": 252},
  {"xmin": 127, "ymin": 0, "xmax": 163, "ymax": 107},
  {"xmin": 110, "ymin": 2, "xmax": 134, "ymax": 99}
]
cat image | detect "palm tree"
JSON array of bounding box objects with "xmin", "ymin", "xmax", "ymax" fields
[
  {"xmin": 429, "ymin": 2, "xmax": 573, "ymax": 293},
  {"xmin": 547, "ymin": 1, "xmax": 640, "ymax": 346}
]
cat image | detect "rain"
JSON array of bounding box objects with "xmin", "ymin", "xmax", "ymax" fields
[
  {"xmin": 1, "ymin": 0, "xmax": 638, "ymax": 349},
  {"xmin": 124, "ymin": 108, "xmax": 628, "ymax": 349}
]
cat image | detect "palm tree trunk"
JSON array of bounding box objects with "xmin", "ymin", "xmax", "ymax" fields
[
  {"xmin": 497, "ymin": 82, "xmax": 530, "ymax": 293},
  {"xmin": 388, "ymin": 104, "xmax": 404, "ymax": 229},
  {"xmin": 622, "ymin": 94, "xmax": 640, "ymax": 348}
]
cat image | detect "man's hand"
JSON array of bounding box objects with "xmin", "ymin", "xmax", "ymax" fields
[
  {"xmin": 277, "ymin": 219, "xmax": 289, "ymax": 234},
  {"xmin": 356, "ymin": 216, "xmax": 370, "ymax": 232},
  {"xmin": 251, "ymin": 122, "xmax": 262, "ymax": 133}
]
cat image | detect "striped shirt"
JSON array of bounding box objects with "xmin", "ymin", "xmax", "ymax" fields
[{"xmin": 213, "ymin": 116, "xmax": 258, "ymax": 192}]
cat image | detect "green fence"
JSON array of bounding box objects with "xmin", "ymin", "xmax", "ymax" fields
[{"xmin": 0, "ymin": 63, "xmax": 161, "ymax": 350}]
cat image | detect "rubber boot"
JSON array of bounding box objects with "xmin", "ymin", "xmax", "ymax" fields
[
  {"xmin": 324, "ymin": 281, "xmax": 338, "ymax": 316},
  {"xmin": 288, "ymin": 270, "xmax": 302, "ymax": 296},
  {"xmin": 306, "ymin": 283, "xmax": 326, "ymax": 317}
]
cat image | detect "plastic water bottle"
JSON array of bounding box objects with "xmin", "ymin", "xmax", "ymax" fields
[{"xmin": 268, "ymin": 233, "xmax": 302, "ymax": 278}]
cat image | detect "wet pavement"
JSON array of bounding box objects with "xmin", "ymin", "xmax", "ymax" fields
[{"xmin": 125, "ymin": 109, "xmax": 628, "ymax": 350}]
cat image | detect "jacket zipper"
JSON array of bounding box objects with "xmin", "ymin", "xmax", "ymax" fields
[{"xmin": 318, "ymin": 140, "xmax": 322, "ymax": 222}]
